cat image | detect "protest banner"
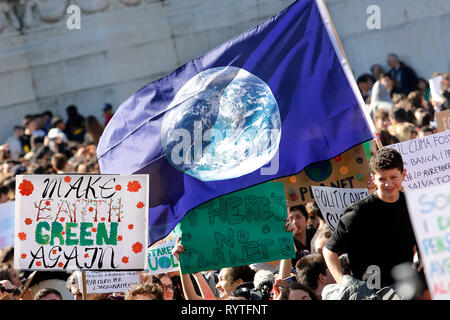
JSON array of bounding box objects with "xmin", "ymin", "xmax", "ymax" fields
[
  {"xmin": 146, "ymin": 228, "xmax": 180, "ymax": 275},
  {"xmin": 277, "ymin": 143, "xmax": 369, "ymax": 207},
  {"xmin": 0, "ymin": 201, "xmax": 15, "ymax": 248},
  {"xmin": 388, "ymin": 131, "xmax": 450, "ymax": 191},
  {"xmin": 405, "ymin": 183, "xmax": 450, "ymax": 299},
  {"xmin": 311, "ymin": 186, "xmax": 368, "ymax": 232},
  {"xmin": 436, "ymin": 110, "xmax": 450, "ymax": 132},
  {"xmin": 14, "ymin": 174, "xmax": 149, "ymax": 271},
  {"xmin": 176, "ymin": 181, "xmax": 295, "ymax": 274},
  {"xmin": 80, "ymin": 271, "xmax": 140, "ymax": 294}
]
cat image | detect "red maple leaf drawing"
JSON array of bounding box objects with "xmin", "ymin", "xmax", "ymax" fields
[
  {"xmin": 117, "ymin": 236, "xmax": 123, "ymax": 241},
  {"xmin": 122, "ymin": 256, "xmax": 129, "ymax": 264},
  {"xmin": 115, "ymin": 185, "xmax": 122, "ymax": 191},
  {"xmin": 24, "ymin": 218, "xmax": 32, "ymax": 225},
  {"xmin": 64, "ymin": 176, "xmax": 71, "ymax": 183},
  {"xmin": 136, "ymin": 201, "xmax": 144, "ymax": 209},
  {"xmin": 18, "ymin": 232, "xmax": 27, "ymax": 241},
  {"xmin": 45, "ymin": 200, "xmax": 51, "ymax": 206},
  {"xmin": 18, "ymin": 180, "xmax": 34, "ymax": 196},
  {"xmin": 132, "ymin": 242, "xmax": 143, "ymax": 254},
  {"xmin": 128, "ymin": 224, "xmax": 134, "ymax": 230},
  {"xmin": 36, "ymin": 261, "xmax": 42, "ymax": 267},
  {"xmin": 21, "ymin": 253, "xmax": 26, "ymax": 259},
  {"xmin": 127, "ymin": 180, "xmax": 142, "ymax": 192},
  {"xmin": 58, "ymin": 262, "xmax": 64, "ymax": 268}
]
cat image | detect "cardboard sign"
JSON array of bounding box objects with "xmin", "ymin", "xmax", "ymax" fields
[
  {"xmin": 429, "ymin": 75, "xmax": 444, "ymax": 103},
  {"xmin": 311, "ymin": 186, "xmax": 368, "ymax": 232},
  {"xmin": 277, "ymin": 143, "xmax": 369, "ymax": 207},
  {"xmin": 81, "ymin": 271, "xmax": 140, "ymax": 294},
  {"xmin": 0, "ymin": 201, "xmax": 15, "ymax": 248},
  {"xmin": 388, "ymin": 131, "xmax": 450, "ymax": 191},
  {"xmin": 14, "ymin": 174, "xmax": 149, "ymax": 271},
  {"xmin": 146, "ymin": 228, "xmax": 180, "ymax": 275},
  {"xmin": 405, "ymin": 184, "xmax": 450, "ymax": 299},
  {"xmin": 436, "ymin": 110, "xmax": 450, "ymax": 132},
  {"xmin": 176, "ymin": 181, "xmax": 295, "ymax": 274}
]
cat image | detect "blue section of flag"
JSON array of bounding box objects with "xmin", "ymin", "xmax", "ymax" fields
[{"xmin": 97, "ymin": 0, "xmax": 373, "ymax": 245}]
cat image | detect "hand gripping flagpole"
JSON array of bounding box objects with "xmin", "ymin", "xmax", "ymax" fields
[{"xmin": 315, "ymin": 0, "xmax": 383, "ymax": 150}]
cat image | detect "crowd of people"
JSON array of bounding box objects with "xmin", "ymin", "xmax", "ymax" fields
[{"xmin": 0, "ymin": 52, "xmax": 449, "ymax": 301}]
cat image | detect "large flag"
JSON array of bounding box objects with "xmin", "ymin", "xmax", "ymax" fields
[{"xmin": 97, "ymin": 0, "xmax": 376, "ymax": 246}]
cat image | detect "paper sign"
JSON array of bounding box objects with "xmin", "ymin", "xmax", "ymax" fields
[
  {"xmin": 176, "ymin": 182, "xmax": 295, "ymax": 274},
  {"xmin": 436, "ymin": 110, "xmax": 450, "ymax": 132},
  {"xmin": 0, "ymin": 201, "xmax": 15, "ymax": 248},
  {"xmin": 14, "ymin": 174, "xmax": 149, "ymax": 271},
  {"xmin": 429, "ymin": 76, "xmax": 443, "ymax": 103},
  {"xmin": 81, "ymin": 271, "xmax": 140, "ymax": 294},
  {"xmin": 146, "ymin": 228, "xmax": 180, "ymax": 275},
  {"xmin": 277, "ymin": 144, "xmax": 369, "ymax": 207},
  {"xmin": 311, "ymin": 186, "xmax": 368, "ymax": 232},
  {"xmin": 405, "ymin": 184, "xmax": 450, "ymax": 299},
  {"xmin": 388, "ymin": 131, "xmax": 450, "ymax": 190}
]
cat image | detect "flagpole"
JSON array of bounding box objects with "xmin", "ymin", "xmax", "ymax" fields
[{"xmin": 316, "ymin": 0, "xmax": 383, "ymax": 150}]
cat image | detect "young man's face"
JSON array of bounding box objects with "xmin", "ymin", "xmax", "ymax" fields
[
  {"xmin": 289, "ymin": 210, "xmax": 306, "ymax": 235},
  {"xmin": 372, "ymin": 168, "xmax": 406, "ymax": 202}
]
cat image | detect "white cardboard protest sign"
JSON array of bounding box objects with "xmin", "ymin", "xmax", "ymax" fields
[
  {"xmin": 14, "ymin": 174, "xmax": 149, "ymax": 271},
  {"xmin": 429, "ymin": 75, "xmax": 444, "ymax": 103},
  {"xmin": 146, "ymin": 228, "xmax": 180, "ymax": 275},
  {"xmin": 0, "ymin": 201, "xmax": 15, "ymax": 248},
  {"xmin": 81, "ymin": 271, "xmax": 140, "ymax": 294},
  {"xmin": 405, "ymin": 184, "xmax": 450, "ymax": 299},
  {"xmin": 311, "ymin": 186, "xmax": 368, "ymax": 232},
  {"xmin": 388, "ymin": 131, "xmax": 450, "ymax": 191}
]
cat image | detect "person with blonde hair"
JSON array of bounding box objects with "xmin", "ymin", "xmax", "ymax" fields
[{"xmin": 394, "ymin": 122, "xmax": 416, "ymax": 142}]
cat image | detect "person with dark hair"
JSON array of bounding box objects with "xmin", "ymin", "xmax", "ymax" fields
[
  {"xmin": 85, "ymin": 115, "xmax": 104, "ymax": 146},
  {"xmin": 388, "ymin": 106, "xmax": 407, "ymax": 137},
  {"xmin": 215, "ymin": 266, "xmax": 255, "ymax": 299},
  {"xmin": 34, "ymin": 288, "xmax": 63, "ymax": 300},
  {"xmin": 65, "ymin": 105, "xmax": 86, "ymax": 143},
  {"xmin": 379, "ymin": 72, "xmax": 403, "ymax": 98},
  {"xmin": 0, "ymin": 185, "xmax": 9, "ymax": 203},
  {"xmin": 387, "ymin": 53, "xmax": 418, "ymax": 95},
  {"xmin": 417, "ymin": 77, "xmax": 430, "ymax": 102},
  {"xmin": 357, "ymin": 74, "xmax": 374, "ymax": 102},
  {"xmin": 154, "ymin": 273, "xmax": 175, "ymax": 300},
  {"xmin": 288, "ymin": 205, "xmax": 316, "ymax": 267},
  {"xmin": 323, "ymin": 148, "xmax": 418, "ymax": 288},
  {"xmin": 51, "ymin": 153, "xmax": 68, "ymax": 173},
  {"xmin": 103, "ymin": 103, "xmax": 114, "ymax": 127},
  {"xmin": 279, "ymin": 281, "xmax": 318, "ymax": 300},
  {"xmin": 295, "ymin": 253, "xmax": 335, "ymax": 299}
]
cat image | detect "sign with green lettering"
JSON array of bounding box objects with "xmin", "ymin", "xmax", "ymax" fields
[
  {"xmin": 14, "ymin": 174, "xmax": 149, "ymax": 271},
  {"xmin": 146, "ymin": 228, "xmax": 180, "ymax": 274},
  {"xmin": 176, "ymin": 181, "xmax": 295, "ymax": 274}
]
